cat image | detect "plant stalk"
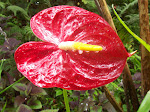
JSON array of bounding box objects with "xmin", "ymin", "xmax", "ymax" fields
[
  {"xmin": 63, "ymin": 89, "xmax": 70, "ymax": 112},
  {"xmin": 102, "ymin": 86, "xmax": 123, "ymax": 112},
  {"xmin": 138, "ymin": 0, "xmax": 150, "ymax": 96},
  {"xmin": 96, "ymin": 0, "xmax": 140, "ymax": 111}
]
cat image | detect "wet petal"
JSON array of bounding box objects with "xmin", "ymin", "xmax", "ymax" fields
[
  {"xmin": 17, "ymin": 6, "xmax": 130, "ymax": 90},
  {"xmin": 15, "ymin": 42, "xmax": 63, "ymax": 87},
  {"xmin": 30, "ymin": 6, "xmax": 90, "ymax": 44}
]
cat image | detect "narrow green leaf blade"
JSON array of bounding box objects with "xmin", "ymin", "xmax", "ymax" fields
[
  {"xmin": 0, "ymin": 77, "xmax": 25, "ymax": 95},
  {"xmin": 112, "ymin": 4, "xmax": 150, "ymax": 52},
  {"xmin": 0, "ymin": 59, "xmax": 5, "ymax": 80},
  {"xmin": 1, "ymin": 101, "xmax": 7, "ymax": 112},
  {"xmin": 0, "ymin": 2, "xmax": 5, "ymax": 9}
]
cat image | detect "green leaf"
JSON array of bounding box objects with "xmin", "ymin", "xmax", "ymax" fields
[
  {"xmin": 7, "ymin": 5, "xmax": 30, "ymax": 20},
  {"xmin": 40, "ymin": 109, "xmax": 59, "ymax": 112},
  {"xmin": 14, "ymin": 95, "xmax": 26, "ymax": 108},
  {"xmin": 27, "ymin": 98, "xmax": 42, "ymax": 109},
  {"xmin": 0, "ymin": 14, "xmax": 6, "ymax": 17},
  {"xmin": 112, "ymin": 4, "xmax": 150, "ymax": 52},
  {"xmin": 55, "ymin": 89, "xmax": 63, "ymax": 96},
  {"xmin": 120, "ymin": 0, "xmax": 138, "ymax": 16},
  {"xmin": 82, "ymin": 0, "xmax": 88, "ymax": 4},
  {"xmin": 17, "ymin": 104, "xmax": 32, "ymax": 112},
  {"xmin": 23, "ymin": 25, "xmax": 35, "ymax": 41},
  {"xmin": 110, "ymin": 82, "xmax": 124, "ymax": 92},
  {"xmin": 12, "ymin": 83, "xmax": 27, "ymax": 92},
  {"xmin": 30, "ymin": 83, "xmax": 47, "ymax": 96},
  {"xmin": 0, "ymin": 2, "xmax": 5, "ymax": 9},
  {"xmin": 82, "ymin": 0, "xmax": 97, "ymax": 9},
  {"xmin": 137, "ymin": 91, "xmax": 150, "ymax": 112},
  {"xmin": 90, "ymin": 106, "xmax": 102, "ymax": 112},
  {"xmin": 122, "ymin": 104, "xmax": 127, "ymax": 112},
  {"xmin": 97, "ymin": 106, "xmax": 102, "ymax": 112},
  {"xmin": 25, "ymin": 82, "xmax": 32, "ymax": 96}
]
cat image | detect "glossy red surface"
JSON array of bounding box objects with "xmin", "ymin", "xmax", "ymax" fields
[{"xmin": 15, "ymin": 6, "xmax": 129, "ymax": 90}]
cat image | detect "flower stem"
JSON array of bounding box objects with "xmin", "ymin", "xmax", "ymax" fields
[{"xmin": 63, "ymin": 89, "xmax": 70, "ymax": 112}]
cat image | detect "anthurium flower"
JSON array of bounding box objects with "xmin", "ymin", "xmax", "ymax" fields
[{"xmin": 15, "ymin": 6, "xmax": 130, "ymax": 90}]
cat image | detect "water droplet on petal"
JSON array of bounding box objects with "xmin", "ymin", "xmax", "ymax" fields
[
  {"xmin": 95, "ymin": 51, "xmax": 99, "ymax": 53},
  {"xmin": 78, "ymin": 50, "xmax": 83, "ymax": 54},
  {"xmin": 72, "ymin": 50, "xmax": 76, "ymax": 52}
]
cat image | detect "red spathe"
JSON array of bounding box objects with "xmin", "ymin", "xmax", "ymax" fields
[{"xmin": 15, "ymin": 6, "xmax": 129, "ymax": 90}]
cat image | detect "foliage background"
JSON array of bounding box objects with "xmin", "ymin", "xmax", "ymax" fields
[{"xmin": 0, "ymin": 0, "xmax": 149, "ymax": 112}]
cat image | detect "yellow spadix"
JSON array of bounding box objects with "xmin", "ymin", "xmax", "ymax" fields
[{"xmin": 58, "ymin": 41, "xmax": 103, "ymax": 51}]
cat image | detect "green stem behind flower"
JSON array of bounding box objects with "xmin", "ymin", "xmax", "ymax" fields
[
  {"xmin": 63, "ymin": 89, "xmax": 70, "ymax": 112},
  {"xmin": 112, "ymin": 4, "xmax": 150, "ymax": 52}
]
